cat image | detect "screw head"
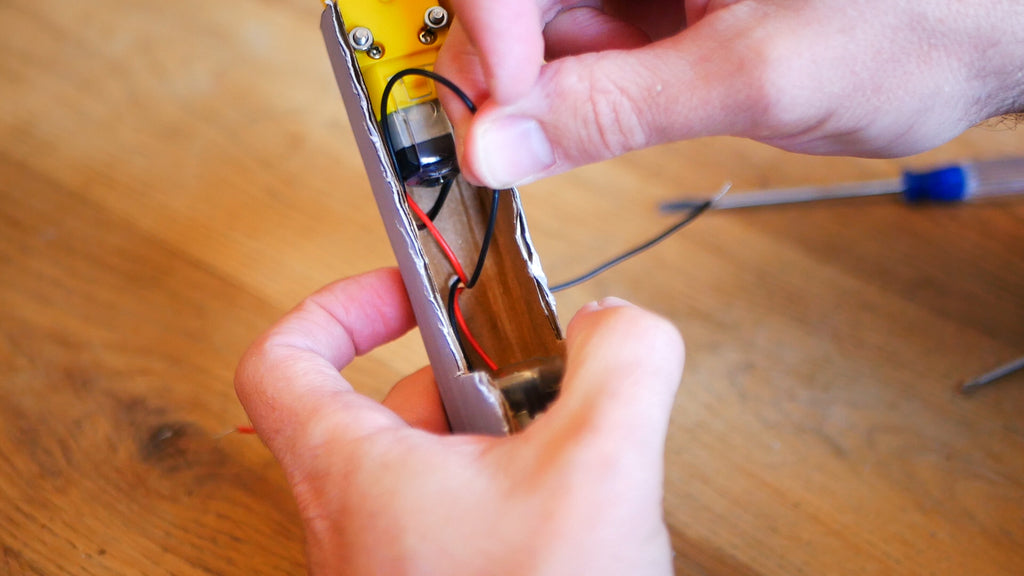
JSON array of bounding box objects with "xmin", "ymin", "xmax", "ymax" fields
[
  {"xmin": 367, "ymin": 44, "xmax": 384, "ymax": 60},
  {"xmin": 348, "ymin": 26, "xmax": 373, "ymax": 51},
  {"xmin": 424, "ymin": 6, "xmax": 449, "ymax": 29},
  {"xmin": 418, "ymin": 28, "xmax": 437, "ymax": 45}
]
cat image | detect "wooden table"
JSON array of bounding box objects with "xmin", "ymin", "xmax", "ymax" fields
[{"xmin": 2, "ymin": 1, "xmax": 1022, "ymax": 573}]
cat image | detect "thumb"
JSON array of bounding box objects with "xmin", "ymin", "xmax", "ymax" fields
[
  {"xmin": 542, "ymin": 297, "xmax": 685, "ymax": 454},
  {"xmin": 459, "ymin": 19, "xmax": 761, "ymax": 189}
]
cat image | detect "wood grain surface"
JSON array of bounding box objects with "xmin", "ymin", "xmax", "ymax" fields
[{"xmin": 2, "ymin": 1, "xmax": 1022, "ymax": 574}]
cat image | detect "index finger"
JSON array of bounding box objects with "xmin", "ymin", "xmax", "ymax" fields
[
  {"xmin": 446, "ymin": 0, "xmax": 546, "ymax": 104},
  {"xmin": 234, "ymin": 268, "xmax": 417, "ymax": 460}
]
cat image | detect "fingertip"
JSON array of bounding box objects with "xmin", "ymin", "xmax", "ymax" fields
[
  {"xmin": 232, "ymin": 268, "xmax": 418, "ymax": 451},
  {"xmin": 567, "ymin": 296, "xmax": 642, "ymax": 339},
  {"xmin": 531, "ymin": 299, "xmax": 684, "ymax": 452},
  {"xmin": 383, "ymin": 367, "xmax": 451, "ymax": 434},
  {"xmin": 565, "ymin": 300, "xmax": 685, "ymax": 390},
  {"xmin": 449, "ymin": 0, "xmax": 544, "ymax": 105},
  {"xmin": 573, "ymin": 296, "xmax": 636, "ymax": 317},
  {"xmin": 463, "ymin": 25, "xmax": 762, "ymax": 186},
  {"xmin": 464, "ymin": 110, "xmax": 557, "ymax": 189},
  {"xmin": 304, "ymin": 268, "xmax": 415, "ymax": 360}
]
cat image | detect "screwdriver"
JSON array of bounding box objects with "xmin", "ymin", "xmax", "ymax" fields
[
  {"xmin": 961, "ymin": 355, "xmax": 1024, "ymax": 393},
  {"xmin": 661, "ymin": 157, "xmax": 1024, "ymax": 212}
]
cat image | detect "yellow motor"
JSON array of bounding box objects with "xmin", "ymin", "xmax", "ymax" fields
[{"xmin": 330, "ymin": 0, "xmax": 451, "ymax": 118}]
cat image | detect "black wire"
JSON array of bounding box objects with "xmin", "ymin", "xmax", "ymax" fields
[
  {"xmin": 377, "ymin": 69, "xmax": 499, "ymax": 286},
  {"xmin": 380, "ymin": 68, "xmax": 488, "ymax": 232},
  {"xmin": 379, "ymin": 69, "xmax": 477, "ymax": 187},
  {"xmin": 380, "ymin": 69, "xmax": 479, "ymax": 228},
  {"xmin": 447, "ymin": 276, "xmax": 462, "ymax": 341},
  {"xmin": 378, "ymin": 67, "xmax": 498, "ymax": 241},
  {"xmin": 378, "ymin": 70, "xmax": 710, "ymax": 297},
  {"xmin": 415, "ymin": 176, "xmax": 455, "ymax": 231},
  {"xmin": 415, "ymin": 180, "xmax": 497, "ymax": 288},
  {"xmin": 380, "ymin": 68, "xmax": 477, "ymax": 119},
  {"xmin": 425, "ymin": 176, "xmax": 455, "ymax": 221},
  {"xmin": 466, "ymin": 188, "xmax": 499, "ymax": 289},
  {"xmin": 549, "ymin": 200, "xmax": 713, "ymax": 293},
  {"xmin": 377, "ymin": 68, "xmax": 501, "ymax": 365}
]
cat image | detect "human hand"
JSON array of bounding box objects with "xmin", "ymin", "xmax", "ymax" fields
[
  {"xmin": 235, "ymin": 268, "xmax": 684, "ymax": 575},
  {"xmin": 437, "ymin": 0, "xmax": 1024, "ymax": 189}
]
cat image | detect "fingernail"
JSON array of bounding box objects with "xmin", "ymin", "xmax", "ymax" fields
[
  {"xmin": 595, "ymin": 296, "xmax": 633, "ymax": 310},
  {"xmin": 474, "ymin": 115, "xmax": 555, "ymax": 188},
  {"xmin": 578, "ymin": 297, "xmax": 635, "ymax": 315}
]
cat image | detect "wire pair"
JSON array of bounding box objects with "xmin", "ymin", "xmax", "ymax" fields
[
  {"xmin": 381, "ymin": 69, "xmax": 500, "ymax": 372},
  {"xmin": 379, "ymin": 68, "xmax": 714, "ymax": 371}
]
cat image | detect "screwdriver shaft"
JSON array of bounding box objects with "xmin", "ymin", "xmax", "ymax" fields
[
  {"xmin": 962, "ymin": 355, "xmax": 1024, "ymax": 393},
  {"xmin": 662, "ymin": 178, "xmax": 900, "ymax": 211}
]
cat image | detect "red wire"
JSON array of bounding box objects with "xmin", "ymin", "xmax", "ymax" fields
[
  {"xmin": 407, "ymin": 192, "xmax": 498, "ymax": 371},
  {"xmin": 236, "ymin": 425, "xmax": 256, "ymax": 435},
  {"xmin": 452, "ymin": 285, "xmax": 498, "ymax": 372},
  {"xmin": 406, "ymin": 193, "xmax": 468, "ymax": 285}
]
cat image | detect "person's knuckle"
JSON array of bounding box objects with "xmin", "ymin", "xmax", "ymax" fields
[
  {"xmin": 234, "ymin": 336, "xmax": 269, "ymax": 398},
  {"xmin": 741, "ymin": 32, "xmax": 826, "ymax": 139},
  {"xmin": 576, "ymin": 63, "xmax": 653, "ymax": 158}
]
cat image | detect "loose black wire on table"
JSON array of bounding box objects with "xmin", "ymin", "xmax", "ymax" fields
[{"xmin": 548, "ymin": 200, "xmax": 713, "ymax": 293}]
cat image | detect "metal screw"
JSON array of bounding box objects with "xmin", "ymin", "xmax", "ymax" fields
[
  {"xmin": 424, "ymin": 6, "xmax": 449, "ymax": 29},
  {"xmin": 367, "ymin": 44, "xmax": 384, "ymax": 60},
  {"xmin": 418, "ymin": 28, "xmax": 437, "ymax": 45},
  {"xmin": 348, "ymin": 27, "xmax": 374, "ymax": 51}
]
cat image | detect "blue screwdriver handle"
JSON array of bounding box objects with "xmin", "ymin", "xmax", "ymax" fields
[
  {"xmin": 903, "ymin": 157, "xmax": 1024, "ymax": 203},
  {"xmin": 661, "ymin": 157, "xmax": 1023, "ymax": 212},
  {"xmin": 901, "ymin": 165, "xmax": 969, "ymax": 203}
]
